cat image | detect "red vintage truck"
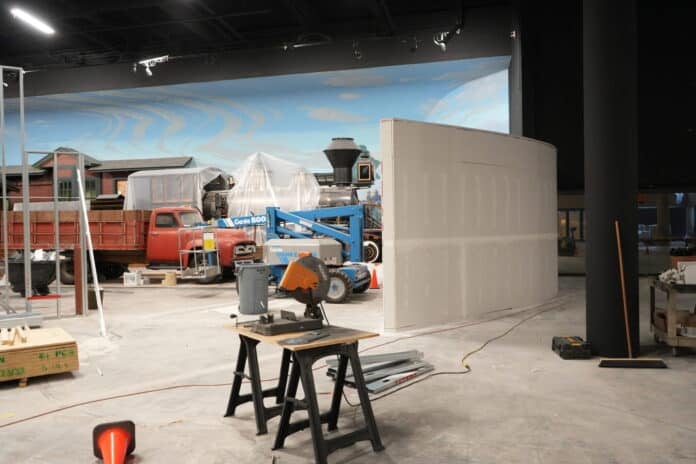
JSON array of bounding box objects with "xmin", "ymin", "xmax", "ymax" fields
[{"xmin": 2, "ymin": 206, "xmax": 258, "ymax": 284}]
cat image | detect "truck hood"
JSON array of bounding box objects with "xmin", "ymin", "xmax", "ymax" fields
[{"xmin": 214, "ymin": 228, "xmax": 254, "ymax": 244}]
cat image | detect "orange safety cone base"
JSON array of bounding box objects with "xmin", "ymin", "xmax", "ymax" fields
[
  {"xmin": 369, "ymin": 268, "xmax": 380, "ymax": 289},
  {"xmin": 93, "ymin": 420, "xmax": 136, "ymax": 462}
]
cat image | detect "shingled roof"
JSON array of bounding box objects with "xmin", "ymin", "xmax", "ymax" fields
[
  {"xmin": 33, "ymin": 147, "xmax": 100, "ymax": 168},
  {"xmin": 89, "ymin": 156, "xmax": 193, "ymax": 172},
  {"xmin": 3, "ymin": 166, "xmax": 46, "ymax": 176}
]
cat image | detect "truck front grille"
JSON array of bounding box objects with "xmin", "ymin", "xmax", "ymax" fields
[{"xmin": 234, "ymin": 244, "xmax": 256, "ymax": 256}]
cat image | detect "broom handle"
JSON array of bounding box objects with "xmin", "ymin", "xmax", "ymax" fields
[{"xmin": 614, "ymin": 220, "xmax": 633, "ymax": 358}]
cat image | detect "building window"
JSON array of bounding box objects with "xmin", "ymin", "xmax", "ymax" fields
[
  {"xmin": 558, "ymin": 211, "xmax": 567, "ymax": 238},
  {"xmin": 58, "ymin": 180, "xmax": 72, "ymax": 201},
  {"xmin": 115, "ymin": 179, "xmax": 128, "ymax": 196},
  {"xmin": 558, "ymin": 208, "xmax": 585, "ymax": 241},
  {"xmin": 84, "ymin": 178, "xmax": 99, "ymax": 200}
]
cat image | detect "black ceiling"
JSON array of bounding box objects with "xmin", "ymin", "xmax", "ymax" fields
[{"xmin": 0, "ymin": 0, "xmax": 501, "ymax": 70}]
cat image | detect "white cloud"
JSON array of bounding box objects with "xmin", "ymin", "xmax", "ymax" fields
[
  {"xmin": 338, "ymin": 92, "xmax": 361, "ymax": 100},
  {"xmin": 399, "ymin": 77, "xmax": 418, "ymax": 83},
  {"xmin": 419, "ymin": 98, "xmax": 439, "ymax": 116},
  {"xmin": 426, "ymin": 70, "xmax": 509, "ymax": 134},
  {"xmin": 452, "ymin": 70, "xmax": 508, "ymax": 103},
  {"xmin": 322, "ymin": 73, "xmax": 389, "ymax": 88},
  {"xmin": 303, "ymin": 106, "xmax": 367, "ymax": 123}
]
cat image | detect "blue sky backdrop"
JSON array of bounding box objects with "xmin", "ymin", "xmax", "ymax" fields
[{"xmin": 2, "ymin": 56, "xmax": 509, "ymax": 173}]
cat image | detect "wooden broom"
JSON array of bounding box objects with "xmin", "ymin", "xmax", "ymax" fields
[{"xmin": 598, "ymin": 220, "xmax": 667, "ymax": 368}]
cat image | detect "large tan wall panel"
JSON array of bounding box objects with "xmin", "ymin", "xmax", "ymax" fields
[{"xmin": 382, "ymin": 119, "xmax": 557, "ymax": 330}]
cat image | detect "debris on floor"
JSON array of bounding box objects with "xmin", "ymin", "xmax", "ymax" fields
[{"xmin": 326, "ymin": 350, "xmax": 434, "ymax": 394}]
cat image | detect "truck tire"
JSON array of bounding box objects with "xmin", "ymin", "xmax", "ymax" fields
[
  {"xmin": 37, "ymin": 285, "xmax": 50, "ymax": 296},
  {"xmin": 59, "ymin": 260, "xmax": 106, "ymax": 284},
  {"xmin": 363, "ymin": 240, "xmax": 380, "ymax": 263},
  {"xmin": 59, "ymin": 260, "xmax": 75, "ymax": 285},
  {"xmin": 326, "ymin": 269, "xmax": 352, "ymax": 304}
]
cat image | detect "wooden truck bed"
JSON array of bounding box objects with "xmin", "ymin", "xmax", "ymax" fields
[{"xmin": 1, "ymin": 210, "xmax": 150, "ymax": 251}]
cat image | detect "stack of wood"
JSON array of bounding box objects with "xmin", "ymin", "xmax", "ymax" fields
[
  {"xmin": 91, "ymin": 194, "xmax": 125, "ymax": 210},
  {"xmin": 0, "ymin": 326, "xmax": 79, "ymax": 387}
]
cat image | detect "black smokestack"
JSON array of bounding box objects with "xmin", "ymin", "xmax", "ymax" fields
[{"xmin": 323, "ymin": 138, "xmax": 361, "ymax": 186}]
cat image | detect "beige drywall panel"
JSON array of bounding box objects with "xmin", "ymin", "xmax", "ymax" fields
[{"xmin": 382, "ymin": 119, "xmax": 557, "ymax": 330}]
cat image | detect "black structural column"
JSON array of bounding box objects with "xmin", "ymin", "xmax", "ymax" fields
[{"xmin": 584, "ymin": 0, "xmax": 639, "ymax": 357}]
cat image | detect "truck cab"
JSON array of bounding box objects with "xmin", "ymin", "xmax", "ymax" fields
[{"xmin": 145, "ymin": 207, "xmax": 257, "ymax": 276}]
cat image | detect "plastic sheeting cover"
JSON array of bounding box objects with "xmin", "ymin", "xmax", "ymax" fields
[
  {"xmin": 227, "ymin": 152, "xmax": 320, "ymax": 219},
  {"xmin": 124, "ymin": 166, "xmax": 229, "ymax": 211}
]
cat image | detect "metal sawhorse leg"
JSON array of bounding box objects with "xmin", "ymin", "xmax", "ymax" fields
[
  {"xmin": 273, "ymin": 342, "xmax": 384, "ymax": 464},
  {"xmin": 224, "ymin": 334, "xmax": 291, "ymax": 435}
]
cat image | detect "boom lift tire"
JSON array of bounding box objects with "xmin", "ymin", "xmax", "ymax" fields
[
  {"xmin": 353, "ymin": 282, "xmax": 370, "ymax": 294},
  {"xmin": 363, "ymin": 240, "xmax": 380, "ymax": 263},
  {"xmin": 326, "ymin": 269, "xmax": 352, "ymax": 304}
]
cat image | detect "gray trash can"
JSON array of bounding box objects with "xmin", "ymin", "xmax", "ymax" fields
[{"xmin": 237, "ymin": 263, "xmax": 269, "ymax": 315}]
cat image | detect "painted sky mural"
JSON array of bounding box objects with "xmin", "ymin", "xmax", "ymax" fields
[{"xmin": 2, "ymin": 55, "xmax": 510, "ymax": 174}]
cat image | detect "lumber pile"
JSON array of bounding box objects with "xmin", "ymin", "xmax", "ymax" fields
[{"xmin": 0, "ymin": 326, "xmax": 79, "ymax": 387}]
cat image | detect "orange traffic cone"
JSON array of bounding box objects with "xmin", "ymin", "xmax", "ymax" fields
[
  {"xmin": 369, "ymin": 267, "xmax": 380, "ymax": 289},
  {"xmin": 93, "ymin": 420, "xmax": 136, "ymax": 464}
]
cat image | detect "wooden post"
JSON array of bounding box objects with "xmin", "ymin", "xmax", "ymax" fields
[{"xmin": 74, "ymin": 245, "xmax": 83, "ymax": 315}]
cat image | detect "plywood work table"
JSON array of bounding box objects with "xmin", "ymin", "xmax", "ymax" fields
[{"xmin": 223, "ymin": 323, "xmax": 383, "ymax": 464}]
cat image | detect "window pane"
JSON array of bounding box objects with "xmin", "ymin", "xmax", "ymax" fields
[
  {"xmin": 569, "ymin": 210, "xmax": 581, "ymax": 239},
  {"xmin": 155, "ymin": 214, "xmax": 176, "ymax": 228},
  {"xmin": 116, "ymin": 180, "xmax": 127, "ymax": 196},
  {"xmin": 583, "ymin": 211, "xmax": 588, "ymax": 240},
  {"xmin": 58, "ymin": 180, "xmax": 72, "ymax": 201},
  {"xmin": 180, "ymin": 211, "xmax": 203, "ymax": 227},
  {"xmin": 558, "ymin": 211, "xmax": 567, "ymax": 238},
  {"xmin": 85, "ymin": 178, "xmax": 98, "ymax": 200}
]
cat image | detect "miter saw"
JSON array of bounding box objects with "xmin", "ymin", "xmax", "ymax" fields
[{"xmin": 251, "ymin": 254, "xmax": 330, "ymax": 336}]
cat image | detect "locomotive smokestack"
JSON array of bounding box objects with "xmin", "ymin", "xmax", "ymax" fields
[{"xmin": 323, "ymin": 137, "xmax": 361, "ymax": 186}]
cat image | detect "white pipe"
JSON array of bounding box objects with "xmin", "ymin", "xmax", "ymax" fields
[
  {"xmin": 19, "ymin": 69, "xmax": 32, "ymax": 312},
  {"xmin": 0, "ymin": 68, "xmax": 8, "ymax": 307},
  {"xmin": 76, "ymin": 169, "xmax": 106, "ymax": 337}
]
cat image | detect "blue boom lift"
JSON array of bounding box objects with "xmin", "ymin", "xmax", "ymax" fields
[{"xmin": 264, "ymin": 205, "xmax": 371, "ymax": 303}]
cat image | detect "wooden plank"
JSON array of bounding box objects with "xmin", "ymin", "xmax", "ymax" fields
[
  {"xmin": 0, "ymin": 327, "xmax": 76, "ymax": 353},
  {"xmin": 225, "ymin": 324, "xmax": 378, "ymax": 352},
  {"xmin": 0, "ymin": 328, "xmax": 10, "ymax": 344}
]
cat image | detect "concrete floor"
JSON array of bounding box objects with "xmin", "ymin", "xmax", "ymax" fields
[{"xmin": 2, "ymin": 277, "xmax": 696, "ymax": 463}]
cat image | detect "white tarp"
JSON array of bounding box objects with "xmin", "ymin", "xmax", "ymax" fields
[
  {"xmin": 227, "ymin": 152, "xmax": 320, "ymax": 218},
  {"xmin": 124, "ymin": 166, "xmax": 229, "ymax": 212}
]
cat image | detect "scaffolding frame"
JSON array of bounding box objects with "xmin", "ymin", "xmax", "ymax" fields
[
  {"xmin": 23, "ymin": 150, "xmax": 91, "ymax": 324},
  {"xmin": 0, "ymin": 65, "xmax": 44, "ymax": 328}
]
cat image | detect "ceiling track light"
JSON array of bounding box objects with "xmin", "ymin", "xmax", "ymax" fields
[
  {"xmin": 433, "ymin": 24, "xmax": 462, "ymax": 53},
  {"xmin": 352, "ymin": 40, "xmax": 362, "ymax": 60},
  {"xmin": 10, "ymin": 7, "xmax": 55, "ymax": 35},
  {"xmin": 136, "ymin": 54, "xmax": 169, "ymax": 77},
  {"xmin": 282, "ymin": 33, "xmax": 332, "ymax": 51},
  {"xmin": 434, "ymin": 4, "xmax": 466, "ymax": 53},
  {"xmin": 409, "ymin": 36, "xmax": 422, "ymax": 53}
]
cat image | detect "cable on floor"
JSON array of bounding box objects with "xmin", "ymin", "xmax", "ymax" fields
[
  {"xmin": 0, "ymin": 382, "xmax": 230, "ymax": 429},
  {"xmin": 0, "ymin": 297, "xmax": 568, "ymax": 429},
  {"xmin": 341, "ymin": 299, "xmax": 566, "ymax": 409}
]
